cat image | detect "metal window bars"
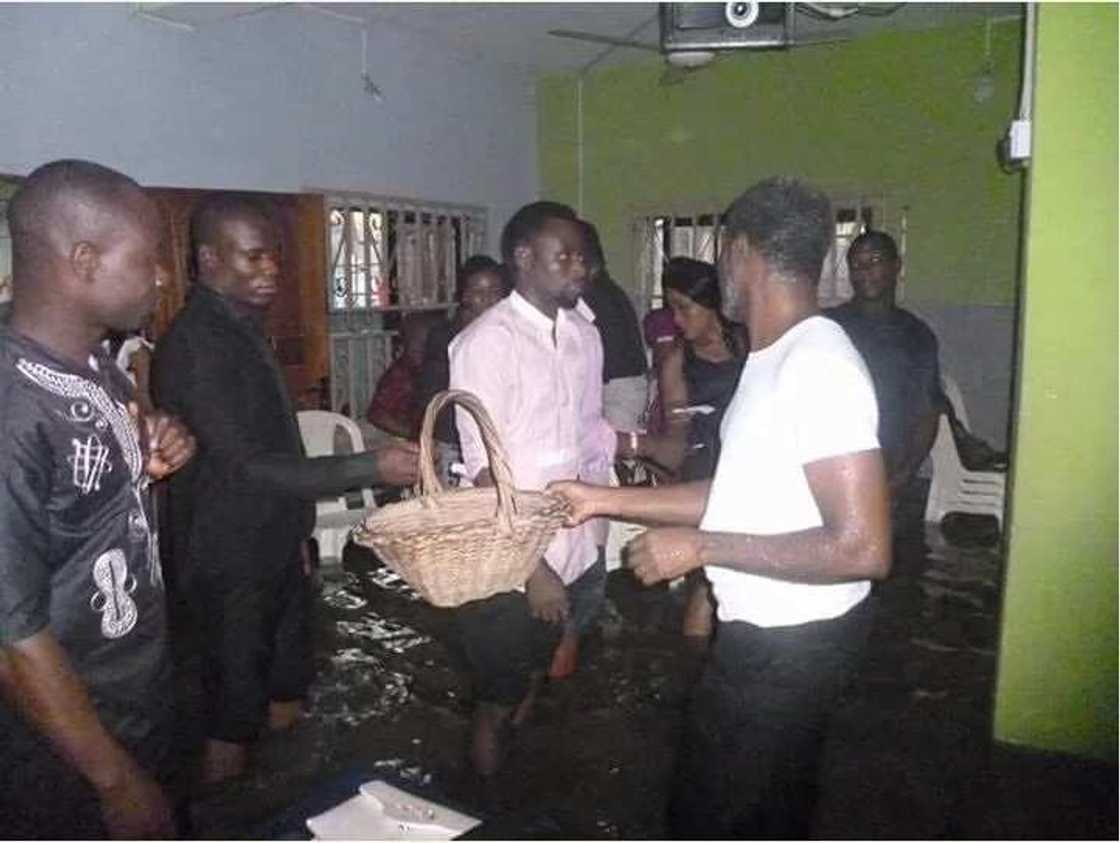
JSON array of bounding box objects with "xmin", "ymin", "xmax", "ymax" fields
[
  {"xmin": 632, "ymin": 195, "xmax": 904, "ymax": 315},
  {"xmin": 323, "ymin": 193, "xmax": 487, "ymax": 419},
  {"xmin": 633, "ymin": 208, "xmax": 725, "ymax": 313},
  {"xmin": 325, "ymin": 194, "xmax": 487, "ymax": 315},
  {"xmin": 328, "ymin": 328, "xmax": 397, "ymax": 419},
  {"xmin": 0, "ymin": 198, "xmax": 11, "ymax": 304}
]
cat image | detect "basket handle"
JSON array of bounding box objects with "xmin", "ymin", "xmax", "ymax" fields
[{"xmin": 417, "ymin": 389, "xmax": 516, "ymax": 532}]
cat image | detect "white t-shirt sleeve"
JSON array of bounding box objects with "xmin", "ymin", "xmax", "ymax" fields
[{"xmin": 781, "ymin": 347, "xmax": 880, "ymax": 466}]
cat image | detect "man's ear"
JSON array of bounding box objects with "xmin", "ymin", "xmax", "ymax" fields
[
  {"xmin": 723, "ymin": 234, "xmax": 755, "ymax": 292},
  {"xmin": 197, "ymin": 244, "xmax": 218, "ymax": 276},
  {"xmin": 70, "ymin": 241, "xmax": 99, "ymax": 283},
  {"xmin": 513, "ymin": 243, "xmax": 533, "ymax": 274},
  {"xmin": 729, "ymin": 233, "xmax": 750, "ymax": 261}
]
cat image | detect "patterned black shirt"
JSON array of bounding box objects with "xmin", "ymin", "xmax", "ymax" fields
[{"xmin": 0, "ymin": 325, "xmax": 172, "ymax": 766}]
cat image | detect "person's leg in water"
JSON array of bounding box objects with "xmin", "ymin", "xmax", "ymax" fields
[
  {"xmin": 266, "ymin": 545, "xmax": 314, "ymax": 732},
  {"xmin": 680, "ymin": 568, "xmax": 715, "ymax": 641},
  {"xmin": 200, "ymin": 546, "xmax": 312, "ymax": 784},
  {"xmin": 549, "ymin": 553, "xmax": 607, "ymax": 679},
  {"xmin": 450, "ymin": 592, "xmax": 560, "ymax": 775}
]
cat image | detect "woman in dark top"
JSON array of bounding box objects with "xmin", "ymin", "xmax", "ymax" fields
[
  {"xmin": 416, "ymin": 255, "xmax": 508, "ymax": 482},
  {"xmin": 650, "ymin": 257, "xmax": 745, "ymax": 638}
]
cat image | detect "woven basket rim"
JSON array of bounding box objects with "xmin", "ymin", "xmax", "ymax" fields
[
  {"xmin": 352, "ymin": 390, "xmax": 570, "ymax": 607},
  {"xmin": 355, "ymin": 487, "xmax": 567, "ymax": 539}
]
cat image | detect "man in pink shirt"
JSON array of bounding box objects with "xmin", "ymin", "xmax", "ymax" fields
[{"xmin": 448, "ymin": 201, "xmax": 617, "ymax": 776}]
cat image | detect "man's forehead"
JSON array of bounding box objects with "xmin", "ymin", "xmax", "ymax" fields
[
  {"xmin": 219, "ymin": 213, "xmax": 278, "ymax": 243},
  {"xmin": 537, "ymin": 217, "xmax": 581, "ymax": 242},
  {"xmin": 848, "ymin": 242, "xmax": 893, "ymax": 259}
]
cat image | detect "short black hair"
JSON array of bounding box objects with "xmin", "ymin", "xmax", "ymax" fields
[
  {"xmin": 663, "ymin": 256, "xmax": 721, "ymax": 312},
  {"xmin": 188, "ymin": 192, "xmax": 275, "ymax": 282},
  {"xmin": 190, "ymin": 192, "xmax": 273, "ymax": 258},
  {"xmin": 455, "ymin": 254, "xmax": 504, "ymax": 301},
  {"xmin": 722, "ymin": 177, "xmax": 833, "ymax": 286},
  {"xmin": 581, "ymin": 220, "xmax": 605, "ymax": 270},
  {"xmin": 9, "ymin": 159, "xmax": 143, "ymax": 270},
  {"xmin": 500, "ymin": 200, "xmax": 577, "ymax": 265},
  {"xmin": 847, "ymin": 230, "xmax": 899, "ymax": 262}
]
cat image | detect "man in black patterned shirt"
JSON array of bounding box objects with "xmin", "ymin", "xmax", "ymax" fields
[{"xmin": 0, "ymin": 159, "xmax": 196, "ymax": 838}]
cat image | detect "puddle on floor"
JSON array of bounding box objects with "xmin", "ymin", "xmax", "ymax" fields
[
  {"xmin": 307, "ymin": 662, "xmax": 412, "ymax": 727},
  {"xmin": 189, "ymin": 517, "xmax": 1022, "ymax": 840},
  {"xmin": 335, "ymin": 615, "xmax": 431, "ymax": 654},
  {"xmin": 359, "ymin": 566, "xmax": 423, "ymax": 602},
  {"xmin": 319, "ymin": 571, "xmax": 369, "ymax": 611}
]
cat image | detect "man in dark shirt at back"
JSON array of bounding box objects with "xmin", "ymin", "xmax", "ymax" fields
[
  {"xmin": 153, "ymin": 193, "xmax": 419, "ymax": 785},
  {"xmin": 0, "ymin": 159, "xmax": 196, "ymax": 838},
  {"xmin": 826, "ymin": 231, "xmax": 941, "ymax": 501},
  {"xmin": 579, "ymin": 221, "xmax": 648, "ymax": 431}
]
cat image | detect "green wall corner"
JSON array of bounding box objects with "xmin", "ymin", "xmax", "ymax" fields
[
  {"xmin": 994, "ymin": 3, "xmax": 1118, "ymax": 762},
  {"xmin": 538, "ymin": 18, "xmax": 1026, "ymax": 308}
]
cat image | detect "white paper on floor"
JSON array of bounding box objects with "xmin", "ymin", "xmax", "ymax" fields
[{"xmin": 307, "ymin": 779, "xmax": 479, "ymax": 840}]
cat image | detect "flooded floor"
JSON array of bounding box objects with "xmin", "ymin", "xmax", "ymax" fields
[{"xmin": 181, "ymin": 497, "xmax": 1116, "ymax": 839}]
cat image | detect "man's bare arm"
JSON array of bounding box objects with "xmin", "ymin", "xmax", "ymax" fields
[
  {"xmin": 628, "ymin": 450, "xmax": 891, "ymax": 585},
  {"xmin": 0, "ymin": 631, "xmax": 174, "ymax": 838},
  {"xmin": 548, "ymin": 479, "xmax": 711, "ymax": 528}
]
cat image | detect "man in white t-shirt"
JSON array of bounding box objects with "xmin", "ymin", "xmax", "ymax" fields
[{"xmin": 551, "ymin": 177, "xmax": 891, "ymax": 838}]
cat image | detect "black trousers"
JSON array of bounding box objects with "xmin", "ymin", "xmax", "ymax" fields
[
  {"xmin": 192, "ymin": 546, "xmax": 313, "ymax": 743},
  {"xmin": 668, "ymin": 596, "xmax": 875, "ymax": 840},
  {"xmin": 442, "ymin": 558, "xmax": 606, "ymax": 706},
  {"xmin": 444, "ymin": 590, "xmax": 560, "ymax": 706}
]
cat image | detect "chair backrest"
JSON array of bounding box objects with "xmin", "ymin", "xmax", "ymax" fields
[
  {"xmin": 297, "ymin": 410, "xmax": 365, "ymax": 458},
  {"xmin": 940, "ymin": 374, "xmax": 971, "ymax": 431},
  {"xmin": 927, "ymin": 414, "xmax": 961, "ymax": 484},
  {"xmin": 296, "ymin": 410, "xmax": 375, "ymax": 510},
  {"xmin": 925, "ymin": 377, "xmax": 1006, "ymax": 526}
]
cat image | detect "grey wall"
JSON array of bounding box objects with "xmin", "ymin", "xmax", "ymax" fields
[
  {"xmin": 0, "ymin": 4, "xmax": 538, "ymax": 253},
  {"xmin": 0, "ymin": 5, "xmax": 1018, "ymax": 446},
  {"xmin": 911, "ymin": 303, "xmax": 1017, "ymax": 451}
]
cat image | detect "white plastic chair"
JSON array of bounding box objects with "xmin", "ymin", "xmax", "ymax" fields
[
  {"xmin": 603, "ymin": 463, "xmax": 653, "ymax": 572},
  {"xmin": 605, "ymin": 518, "xmax": 648, "ymax": 573},
  {"xmin": 296, "ymin": 410, "xmax": 377, "ymax": 565},
  {"xmin": 924, "ymin": 376, "xmax": 1007, "ymax": 528}
]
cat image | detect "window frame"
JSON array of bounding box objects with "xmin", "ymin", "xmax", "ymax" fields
[
  {"xmin": 323, "ymin": 191, "xmax": 487, "ymax": 315},
  {"xmin": 630, "ymin": 192, "xmax": 907, "ymax": 316}
]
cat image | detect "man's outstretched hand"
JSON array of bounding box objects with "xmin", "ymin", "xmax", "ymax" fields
[
  {"xmin": 375, "ymin": 441, "xmax": 421, "ymax": 487},
  {"xmin": 546, "ymin": 480, "xmax": 602, "ymax": 527}
]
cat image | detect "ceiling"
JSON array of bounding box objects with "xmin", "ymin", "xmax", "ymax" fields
[{"xmin": 143, "ymin": 2, "xmax": 1022, "ymax": 73}]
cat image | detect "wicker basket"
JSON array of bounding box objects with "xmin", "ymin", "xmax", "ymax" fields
[{"xmin": 352, "ymin": 389, "xmax": 570, "ymax": 608}]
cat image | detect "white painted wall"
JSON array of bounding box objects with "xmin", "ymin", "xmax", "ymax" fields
[{"xmin": 0, "ymin": 4, "xmax": 539, "ymax": 253}]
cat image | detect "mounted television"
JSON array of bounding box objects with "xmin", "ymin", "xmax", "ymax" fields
[{"xmin": 660, "ymin": 2, "xmax": 794, "ymax": 52}]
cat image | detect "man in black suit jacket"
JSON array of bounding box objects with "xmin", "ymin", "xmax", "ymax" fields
[{"xmin": 153, "ymin": 193, "xmax": 418, "ymax": 784}]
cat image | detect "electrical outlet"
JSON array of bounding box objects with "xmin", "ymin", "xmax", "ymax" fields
[{"xmin": 1009, "ymin": 119, "xmax": 1032, "ymax": 160}]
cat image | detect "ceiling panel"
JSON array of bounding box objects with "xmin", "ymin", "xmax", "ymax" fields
[{"xmin": 145, "ymin": 3, "xmax": 1021, "ymax": 73}]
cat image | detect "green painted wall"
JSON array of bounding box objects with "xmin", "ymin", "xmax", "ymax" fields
[
  {"xmin": 994, "ymin": 4, "xmax": 1118, "ymax": 761},
  {"xmin": 539, "ymin": 18, "xmax": 1025, "ymax": 307}
]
